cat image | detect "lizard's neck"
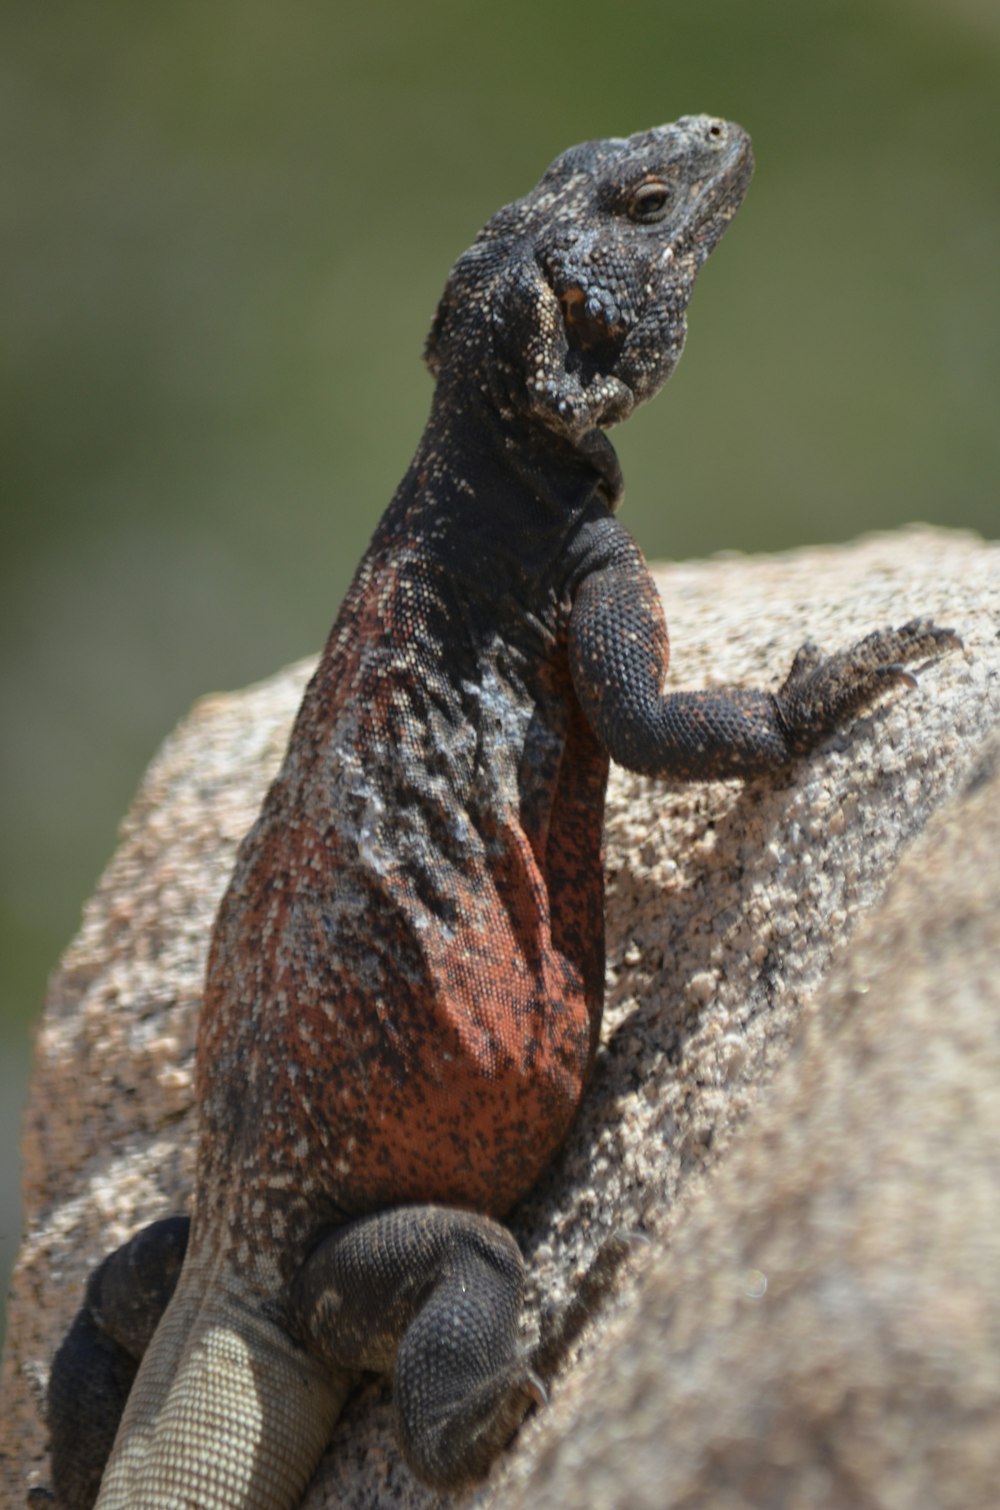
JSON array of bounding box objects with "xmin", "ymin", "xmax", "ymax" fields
[{"xmin": 396, "ymin": 382, "xmax": 621, "ymax": 580}]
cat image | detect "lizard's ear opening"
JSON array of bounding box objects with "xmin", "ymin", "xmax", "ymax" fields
[{"xmin": 557, "ymin": 284, "xmax": 627, "ymax": 374}]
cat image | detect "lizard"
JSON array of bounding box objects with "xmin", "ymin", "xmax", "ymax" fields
[{"xmin": 42, "ymin": 114, "xmax": 960, "ymax": 1510}]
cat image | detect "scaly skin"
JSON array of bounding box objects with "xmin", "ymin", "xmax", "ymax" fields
[{"xmin": 46, "ymin": 116, "xmax": 959, "ymax": 1509}]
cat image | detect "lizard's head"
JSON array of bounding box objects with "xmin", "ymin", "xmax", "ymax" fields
[{"xmin": 427, "ymin": 116, "xmax": 753, "ymax": 448}]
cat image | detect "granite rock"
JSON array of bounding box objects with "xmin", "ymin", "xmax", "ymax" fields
[{"xmin": 2, "ymin": 528, "xmax": 997, "ymax": 1508}]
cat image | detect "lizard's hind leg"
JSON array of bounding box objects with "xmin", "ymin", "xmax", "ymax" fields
[
  {"xmin": 46, "ymin": 1216, "xmax": 190, "ymax": 1510},
  {"xmin": 288, "ymin": 1205, "xmax": 539, "ymax": 1488}
]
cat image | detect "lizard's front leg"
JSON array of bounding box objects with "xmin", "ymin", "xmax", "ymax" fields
[
  {"xmin": 288, "ymin": 1205, "xmax": 539, "ymax": 1489},
  {"xmin": 568, "ymin": 532, "xmax": 962, "ymax": 780}
]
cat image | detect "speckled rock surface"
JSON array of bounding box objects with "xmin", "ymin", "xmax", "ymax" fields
[
  {"xmin": 495, "ymin": 727, "xmax": 1000, "ymax": 1510},
  {"xmin": 3, "ymin": 527, "xmax": 998, "ymax": 1507}
]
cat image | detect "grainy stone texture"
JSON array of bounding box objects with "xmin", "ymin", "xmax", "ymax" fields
[
  {"xmin": 3, "ymin": 526, "xmax": 998, "ymax": 1507},
  {"xmin": 496, "ymin": 705, "xmax": 1000, "ymax": 1510}
]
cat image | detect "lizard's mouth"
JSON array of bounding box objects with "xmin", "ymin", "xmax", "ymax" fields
[{"xmin": 558, "ymin": 284, "xmax": 628, "ymax": 374}]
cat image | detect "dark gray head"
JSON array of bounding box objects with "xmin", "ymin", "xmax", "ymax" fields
[{"xmin": 426, "ymin": 116, "xmax": 753, "ymax": 442}]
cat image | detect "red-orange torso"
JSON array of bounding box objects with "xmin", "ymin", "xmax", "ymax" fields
[{"xmin": 195, "ymin": 518, "xmax": 610, "ymax": 1266}]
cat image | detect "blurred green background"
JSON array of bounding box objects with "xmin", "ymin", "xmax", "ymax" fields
[{"xmin": 3, "ymin": 0, "xmax": 998, "ymax": 1345}]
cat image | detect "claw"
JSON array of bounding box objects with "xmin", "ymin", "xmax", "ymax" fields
[
  {"xmin": 882, "ymin": 663, "xmax": 919, "ymax": 691},
  {"xmin": 899, "ymin": 621, "xmax": 963, "ymax": 656},
  {"xmin": 618, "ymin": 1227, "xmax": 652, "ymax": 1251}
]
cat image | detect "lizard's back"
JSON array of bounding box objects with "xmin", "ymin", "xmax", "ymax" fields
[{"xmin": 196, "ymin": 487, "xmax": 610, "ymax": 1257}]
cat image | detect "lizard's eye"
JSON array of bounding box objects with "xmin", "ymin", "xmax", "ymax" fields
[{"xmin": 629, "ymin": 181, "xmax": 672, "ymax": 222}]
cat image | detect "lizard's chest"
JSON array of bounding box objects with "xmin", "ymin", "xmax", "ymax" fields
[{"xmin": 198, "ymin": 597, "xmax": 609, "ymax": 1223}]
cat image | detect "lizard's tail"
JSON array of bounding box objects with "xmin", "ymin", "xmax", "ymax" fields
[{"xmin": 94, "ymin": 1257, "xmax": 347, "ymax": 1510}]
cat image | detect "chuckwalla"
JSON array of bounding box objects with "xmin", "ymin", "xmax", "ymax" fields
[{"xmin": 45, "ymin": 115, "xmax": 959, "ymax": 1509}]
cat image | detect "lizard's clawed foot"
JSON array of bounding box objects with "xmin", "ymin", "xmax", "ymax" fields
[
  {"xmin": 777, "ymin": 617, "xmax": 962, "ymax": 755},
  {"xmin": 290, "ymin": 1204, "xmax": 533, "ymax": 1489}
]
